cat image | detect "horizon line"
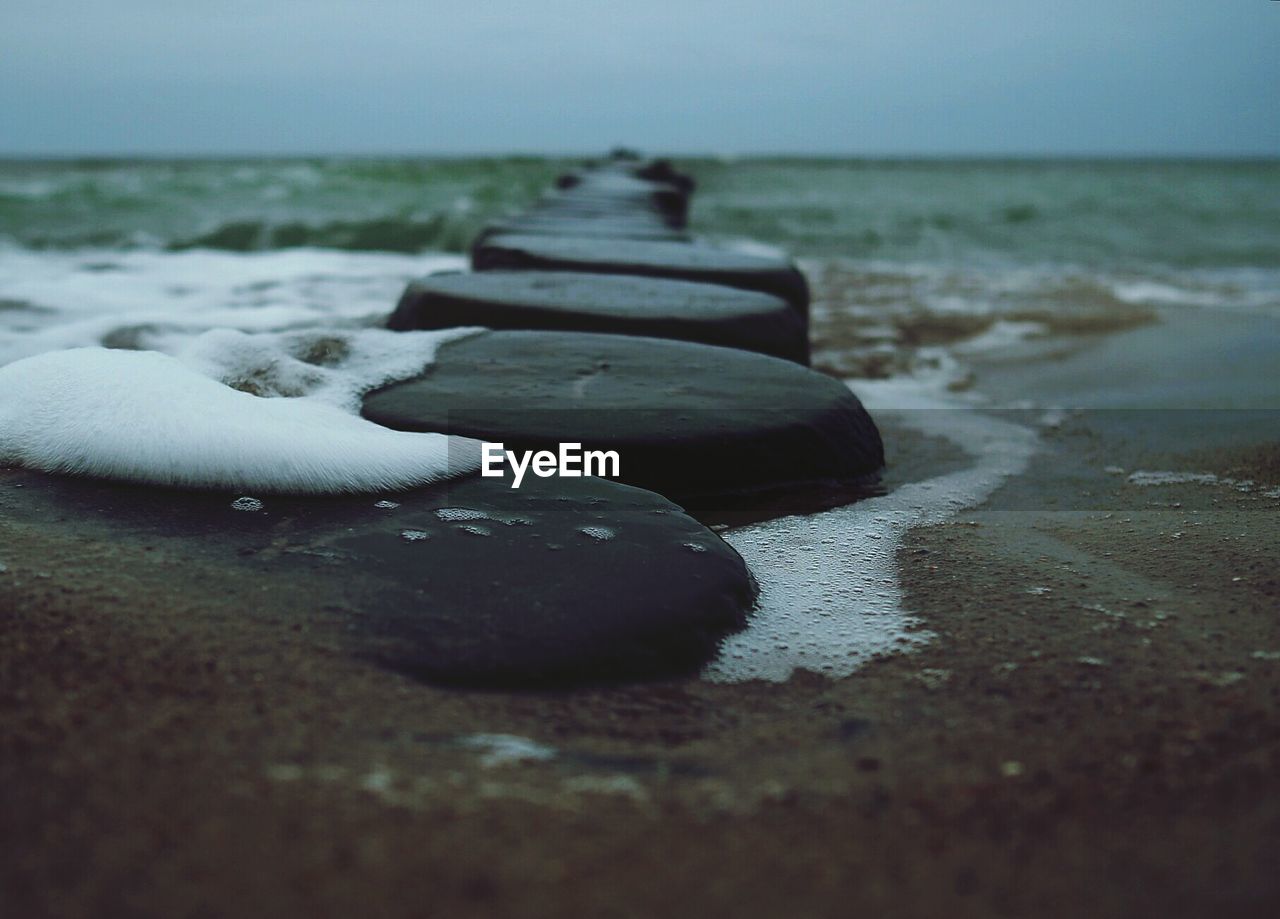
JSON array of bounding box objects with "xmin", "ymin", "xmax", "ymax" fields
[{"xmin": 2, "ymin": 149, "xmax": 1278, "ymax": 163}]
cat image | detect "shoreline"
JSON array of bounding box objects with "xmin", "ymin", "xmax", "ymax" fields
[
  {"xmin": 4, "ymin": 480, "xmax": 1277, "ymax": 917},
  {"xmin": 4, "ymin": 243, "xmax": 1280, "ymax": 915}
]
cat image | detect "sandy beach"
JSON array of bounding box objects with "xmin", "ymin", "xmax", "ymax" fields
[
  {"xmin": 4, "ymin": 281, "xmax": 1278, "ymax": 917},
  {"xmin": 7, "ymin": 0, "xmax": 1280, "ymax": 906}
]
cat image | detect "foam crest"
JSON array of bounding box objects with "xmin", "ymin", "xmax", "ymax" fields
[{"xmin": 0, "ymin": 247, "xmax": 466, "ymax": 366}]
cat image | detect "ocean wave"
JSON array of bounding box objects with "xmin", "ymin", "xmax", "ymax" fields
[
  {"xmin": 5, "ymin": 158, "xmax": 1279, "ymax": 268},
  {"xmin": 0, "ymin": 157, "xmax": 568, "ymax": 254},
  {"xmin": 166, "ymin": 214, "xmax": 481, "ymax": 254},
  {"xmin": 3, "ymin": 213, "xmax": 483, "ymax": 255}
]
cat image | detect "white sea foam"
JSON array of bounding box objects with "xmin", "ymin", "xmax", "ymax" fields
[
  {"xmin": 1108, "ymin": 276, "xmax": 1280, "ymax": 312},
  {"xmin": 0, "ymin": 247, "xmax": 486, "ymax": 493},
  {"xmin": 435, "ymin": 507, "xmax": 489, "ymax": 522},
  {"xmin": 0, "ymin": 246, "xmax": 465, "ymax": 365},
  {"xmin": 718, "ymin": 237, "xmax": 790, "ymax": 259},
  {"xmin": 0, "ymin": 345, "xmax": 481, "ymax": 493},
  {"xmin": 1128, "ymin": 470, "xmax": 1225, "ymax": 487},
  {"xmin": 706, "ymin": 377, "xmax": 1039, "ymax": 683},
  {"xmin": 1128, "ymin": 470, "xmax": 1279, "ymax": 497},
  {"xmin": 459, "ymin": 734, "xmax": 557, "ymax": 768},
  {"xmin": 950, "ymin": 319, "xmax": 1047, "ymax": 356}
]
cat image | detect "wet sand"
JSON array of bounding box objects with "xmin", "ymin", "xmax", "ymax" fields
[{"xmin": 3, "ymin": 308, "xmax": 1280, "ymax": 917}]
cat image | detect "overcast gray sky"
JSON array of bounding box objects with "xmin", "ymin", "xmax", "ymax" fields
[{"xmin": 2, "ymin": 0, "xmax": 1277, "ymax": 156}]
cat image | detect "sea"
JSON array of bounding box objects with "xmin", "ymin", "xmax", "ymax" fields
[
  {"xmin": 3, "ymin": 156, "xmax": 1278, "ymax": 363},
  {"xmin": 2, "ymin": 156, "xmax": 1278, "ymax": 680}
]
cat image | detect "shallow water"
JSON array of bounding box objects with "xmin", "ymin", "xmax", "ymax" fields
[{"xmin": 2, "ymin": 155, "xmax": 1278, "ymax": 680}]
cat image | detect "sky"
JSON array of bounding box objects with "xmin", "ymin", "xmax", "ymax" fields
[{"xmin": 2, "ymin": 0, "xmax": 1277, "ymax": 156}]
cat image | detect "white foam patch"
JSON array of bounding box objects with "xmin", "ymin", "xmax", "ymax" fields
[
  {"xmin": 0, "ymin": 245, "xmax": 486, "ymax": 492},
  {"xmin": 1128, "ymin": 470, "xmax": 1224, "ymax": 487},
  {"xmin": 0, "ymin": 328, "xmax": 483, "ymax": 493},
  {"xmin": 459, "ymin": 734, "xmax": 557, "ymax": 768},
  {"xmin": 950, "ymin": 319, "xmax": 1047, "ymax": 356},
  {"xmin": 1108, "ymin": 278, "xmax": 1280, "ymax": 311},
  {"xmin": 165, "ymin": 325, "xmax": 474, "ymax": 414},
  {"xmin": 717, "ymin": 237, "xmax": 790, "ymax": 259},
  {"xmin": 0, "ymin": 246, "xmax": 466, "ymax": 365},
  {"xmin": 706, "ymin": 377, "xmax": 1039, "ymax": 683},
  {"xmin": 1128, "ymin": 469, "xmax": 1279, "ymax": 497},
  {"xmin": 577, "ymin": 525, "xmax": 616, "ymax": 541}
]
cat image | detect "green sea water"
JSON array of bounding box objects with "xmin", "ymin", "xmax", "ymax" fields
[
  {"xmin": 2, "ymin": 156, "xmax": 1277, "ymax": 271},
  {"xmin": 2, "ymin": 155, "xmax": 1278, "ymax": 387}
]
